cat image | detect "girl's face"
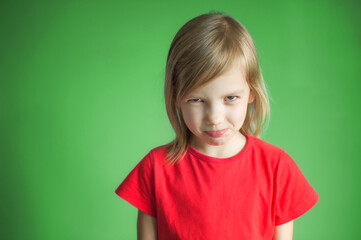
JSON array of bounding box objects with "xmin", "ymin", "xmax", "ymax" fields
[{"xmin": 180, "ymin": 60, "xmax": 254, "ymax": 153}]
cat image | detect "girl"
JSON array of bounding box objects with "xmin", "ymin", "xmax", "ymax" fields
[{"xmin": 115, "ymin": 12, "xmax": 319, "ymax": 240}]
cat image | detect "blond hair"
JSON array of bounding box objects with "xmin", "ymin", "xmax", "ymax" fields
[{"xmin": 163, "ymin": 12, "xmax": 270, "ymax": 165}]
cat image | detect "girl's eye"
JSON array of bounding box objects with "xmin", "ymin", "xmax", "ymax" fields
[
  {"xmin": 225, "ymin": 96, "xmax": 239, "ymax": 102},
  {"xmin": 187, "ymin": 97, "xmax": 239, "ymax": 103},
  {"xmin": 188, "ymin": 99, "xmax": 202, "ymax": 103}
]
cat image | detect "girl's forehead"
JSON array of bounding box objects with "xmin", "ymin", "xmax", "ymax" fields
[
  {"xmin": 188, "ymin": 78, "xmax": 248, "ymax": 97},
  {"xmin": 189, "ymin": 65, "xmax": 248, "ymax": 95}
]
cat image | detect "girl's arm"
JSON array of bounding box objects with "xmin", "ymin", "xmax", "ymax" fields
[
  {"xmin": 272, "ymin": 220, "xmax": 293, "ymax": 240},
  {"xmin": 137, "ymin": 210, "xmax": 158, "ymax": 240}
]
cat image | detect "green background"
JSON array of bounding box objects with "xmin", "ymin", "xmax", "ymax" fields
[{"xmin": 1, "ymin": 0, "xmax": 360, "ymax": 239}]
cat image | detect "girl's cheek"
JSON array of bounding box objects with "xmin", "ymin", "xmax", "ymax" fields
[
  {"xmin": 188, "ymin": 106, "xmax": 201, "ymax": 116},
  {"xmin": 230, "ymin": 104, "xmax": 247, "ymax": 117},
  {"xmin": 182, "ymin": 108, "xmax": 199, "ymax": 123}
]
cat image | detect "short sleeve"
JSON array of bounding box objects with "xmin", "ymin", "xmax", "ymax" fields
[
  {"xmin": 275, "ymin": 150, "xmax": 319, "ymax": 225},
  {"xmin": 115, "ymin": 150, "xmax": 157, "ymax": 218}
]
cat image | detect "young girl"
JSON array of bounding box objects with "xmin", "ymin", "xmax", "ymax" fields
[{"xmin": 115, "ymin": 12, "xmax": 319, "ymax": 240}]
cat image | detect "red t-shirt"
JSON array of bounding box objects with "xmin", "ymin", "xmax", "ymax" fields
[{"xmin": 115, "ymin": 134, "xmax": 319, "ymax": 240}]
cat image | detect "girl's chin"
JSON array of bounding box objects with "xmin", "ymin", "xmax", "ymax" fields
[
  {"xmin": 208, "ymin": 141, "xmax": 227, "ymax": 146},
  {"xmin": 191, "ymin": 132, "xmax": 232, "ymax": 146},
  {"xmin": 204, "ymin": 137, "xmax": 228, "ymax": 146}
]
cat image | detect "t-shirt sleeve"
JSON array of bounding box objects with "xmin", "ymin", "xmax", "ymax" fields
[
  {"xmin": 274, "ymin": 150, "xmax": 319, "ymax": 225},
  {"xmin": 115, "ymin": 150, "xmax": 157, "ymax": 218}
]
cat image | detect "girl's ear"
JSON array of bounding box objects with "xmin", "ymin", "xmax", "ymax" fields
[{"xmin": 248, "ymin": 90, "xmax": 255, "ymax": 103}]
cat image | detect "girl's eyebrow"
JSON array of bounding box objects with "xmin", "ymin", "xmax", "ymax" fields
[
  {"xmin": 216, "ymin": 89, "xmax": 245, "ymax": 97},
  {"xmin": 226, "ymin": 89, "xmax": 244, "ymax": 95},
  {"xmin": 188, "ymin": 89, "xmax": 245, "ymax": 98}
]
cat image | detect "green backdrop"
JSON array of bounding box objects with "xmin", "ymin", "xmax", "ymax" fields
[{"xmin": 1, "ymin": 0, "xmax": 360, "ymax": 239}]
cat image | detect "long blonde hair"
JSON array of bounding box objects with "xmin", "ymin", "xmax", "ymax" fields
[{"xmin": 163, "ymin": 12, "xmax": 270, "ymax": 165}]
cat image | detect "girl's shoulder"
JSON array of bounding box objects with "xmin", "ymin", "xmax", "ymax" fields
[
  {"xmin": 149, "ymin": 144, "xmax": 168, "ymax": 155},
  {"xmin": 141, "ymin": 144, "xmax": 168, "ymax": 163},
  {"xmin": 248, "ymin": 135, "xmax": 293, "ymax": 164},
  {"xmin": 249, "ymin": 135, "xmax": 285, "ymax": 154}
]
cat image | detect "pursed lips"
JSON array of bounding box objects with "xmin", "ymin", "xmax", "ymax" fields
[{"xmin": 204, "ymin": 129, "xmax": 228, "ymax": 138}]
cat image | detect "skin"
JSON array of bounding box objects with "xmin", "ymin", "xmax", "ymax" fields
[
  {"xmin": 273, "ymin": 221, "xmax": 294, "ymax": 240},
  {"xmin": 179, "ymin": 59, "xmax": 254, "ymax": 158},
  {"xmin": 137, "ymin": 210, "xmax": 157, "ymax": 240},
  {"xmin": 137, "ymin": 59, "xmax": 293, "ymax": 239}
]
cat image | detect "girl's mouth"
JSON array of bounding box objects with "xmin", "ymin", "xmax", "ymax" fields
[{"xmin": 205, "ymin": 129, "xmax": 228, "ymax": 138}]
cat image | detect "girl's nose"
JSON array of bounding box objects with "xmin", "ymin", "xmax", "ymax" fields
[{"xmin": 205, "ymin": 104, "xmax": 224, "ymax": 126}]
